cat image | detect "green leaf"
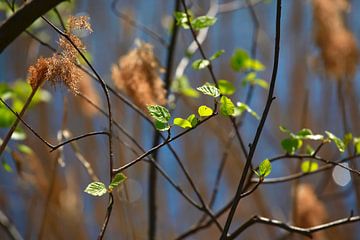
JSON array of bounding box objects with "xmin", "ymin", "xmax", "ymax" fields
[
  {"xmin": 325, "ymin": 131, "xmax": 345, "ymax": 153},
  {"xmin": 191, "ymin": 16, "xmax": 217, "ymax": 30},
  {"xmin": 244, "ymin": 59, "xmax": 265, "ymax": 71},
  {"xmin": 173, "ymin": 118, "xmax": 192, "ymax": 129},
  {"xmin": 187, "ymin": 114, "xmax": 198, "ymax": 127},
  {"xmin": 301, "ymin": 161, "xmax": 319, "ymax": 173},
  {"xmin": 210, "ymin": 50, "xmax": 225, "ymax": 61},
  {"xmin": 279, "ymin": 126, "xmax": 291, "ymax": 134},
  {"xmin": 305, "ymin": 145, "xmax": 315, "ymax": 155},
  {"xmin": 196, "ymin": 84, "xmax": 220, "ymax": 97},
  {"xmin": 155, "ymin": 121, "xmax": 170, "ymax": 131},
  {"xmin": 174, "ymin": 11, "xmax": 190, "ymax": 29},
  {"xmin": 220, "ymin": 96, "xmax": 235, "ymax": 116},
  {"xmin": 354, "ymin": 137, "xmax": 360, "ymax": 154},
  {"xmin": 281, "ymin": 138, "xmax": 303, "ymax": 155},
  {"xmin": 147, "ymin": 105, "xmax": 171, "ymax": 123},
  {"xmin": 230, "ymin": 49, "xmax": 249, "ymax": 72},
  {"xmin": 0, "ymin": 108, "xmax": 15, "ymax": 128},
  {"xmin": 84, "ymin": 182, "xmax": 107, "ymax": 196},
  {"xmin": 233, "ymin": 102, "xmax": 260, "ymax": 120},
  {"xmin": 198, "ymin": 105, "xmax": 213, "ymax": 117},
  {"xmin": 171, "ymin": 76, "xmax": 199, "ymax": 98},
  {"xmin": 258, "ymin": 159, "xmax": 272, "ymax": 177},
  {"xmin": 17, "ymin": 144, "xmax": 33, "ymax": 155},
  {"xmin": 1, "ymin": 160, "xmax": 12, "ymax": 173},
  {"xmin": 242, "ymin": 72, "xmax": 269, "ymax": 89},
  {"xmin": 192, "ymin": 59, "xmax": 210, "ymax": 70},
  {"xmin": 108, "ymin": 173, "xmax": 127, "ymax": 191},
  {"xmin": 218, "ymin": 80, "xmax": 236, "ymax": 95},
  {"xmin": 343, "ymin": 133, "xmax": 353, "ymax": 148},
  {"xmin": 296, "ymin": 128, "xmax": 323, "ymax": 140}
]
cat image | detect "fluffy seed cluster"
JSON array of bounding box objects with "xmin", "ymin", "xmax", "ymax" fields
[
  {"xmin": 295, "ymin": 184, "xmax": 327, "ymax": 239},
  {"xmin": 111, "ymin": 41, "xmax": 166, "ymax": 110},
  {"xmin": 27, "ymin": 16, "xmax": 92, "ymax": 93},
  {"xmin": 312, "ymin": 0, "xmax": 359, "ymax": 79}
]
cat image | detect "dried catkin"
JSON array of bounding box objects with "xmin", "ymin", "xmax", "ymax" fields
[
  {"xmin": 312, "ymin": 0, "xmax": 359, "ymax": 79},
  {"xmin": 27, "ymin": 16, "xmax": 92, "ymax": 93},
  {"xmin": 111, "ymin": 41, "xmax": 166, "ymax": 110},
  {"xmin": 295, "ymin": 184, "xmax": 327, "ymax": 239}
]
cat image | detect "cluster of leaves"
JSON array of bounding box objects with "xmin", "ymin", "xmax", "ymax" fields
[
  {"xmin": 84, "ymin": 173, "xmax": 127, "ymax": 196},
  {"xmin": 174, "ymin": 11, "xmax": 217, "ymax": 31},
  {"xmin": 0, "ymin": 81, "xmax": 50, "ymax": 172}
]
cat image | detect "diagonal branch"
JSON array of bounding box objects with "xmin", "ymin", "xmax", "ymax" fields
[{"xmin": 0, "ymin": 0, "xmax": 66, "ymax": 53}]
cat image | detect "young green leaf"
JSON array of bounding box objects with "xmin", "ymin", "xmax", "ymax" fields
[
  {"xmin": 218, "ymin": 80, "xmax": 236, "ymax": 95},
  {"xmin": 279, "ymin": 126, "xmax": 291, "ymax": 134},
  {"xmin": 187, "ymin": 114, "xmax": 198, "ymax": 127},
  {"xmin": 343, "ymin": 133, "xmax": 353, "ymax": 148},
  {"xmin": 196, "ymin": 84, "xmax": 220, "ymax": 98},
  {"xmin": 354, "ymin": 137, "xmax": 360, "ymax": 154},
  {"xmin": 174, "ymin": 11, "xmax": 190, "ymax": 29},
  {"xmin": 230, "ymin": 49, "xmax": 249, "ymax": 72},
  {"xmin": 210, "ymin": 49, "xmax": 225, "ymax": 61},
  {"xmin": 305, "ymin": 145, "xmax": 315, "ymax": 155},
  {"xmin": 174, "ymin": 118, "xmax": 192, "ymax": 129},
  {"xmin": 191, "ymin": 16, "xmax": 217, "ymax": 30},
  {"xmin": 242, "ymin": 72, "xmax": 269, "ymax": 89},
  {"xmin": 17, "ymin": 144, "xmax": 33, "ymax": 155},
  {"xmin": 301, "ymin": 161, "xmax": 318, "ymax": 173},
  {"xmin": 1, "ymin": 160, "xmax": 12, "ymax": 173},
  {"xmin": 325, "ymin": 131, "xmax": 345, "ymax": 152},
  {"xmin": 220, "ymin": 96, "xmax": 235, "ymax": 116},
  {"xmin": 198, "ymin": 105, "xmax": 213, "ymax": 117},
  {"xmin": 192, "ymin": 59, "xmax": 210, "ymax": 70},
  {"xmin": 84, "ymin": 182, "xmax": 107, "ymax": 196},
  {"xmin": 244, "ymin": 59, "xmax": 265, "ymax": 71},
  {"xmin": 147, "ymin": 105, "xmax": 171, "ymax": 123},
  {"xmin": 233, "ymin": 102, "xmax": 260, "ymax": 120},
  {"xmin": 109, "ymin": 173, "xmax": 127, "ymax": 191},
  {"xmin": 281, "ymin": 138, "xmax": 303, "ymax": 155},
  {"xmin": 171, "ymin": 76, "xmax": 199, "ymax": 98},
  {"xmin": 258, "ymin": 159, "xmax": 272, "ymax": 177},
  {"xmin": 296, "ymin": 128, "xmax": 323, "ymax": 140},
  {"xmin": 155, "ymin": 121, "xmax": 170, "ymax": 131}
]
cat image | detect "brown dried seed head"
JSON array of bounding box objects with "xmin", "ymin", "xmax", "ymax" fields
[
  {"xmin": 312, "ymin": 0, "xmax": 359, "ymax": 79},
  {"xmin": 67, "ymin": 15, "xmax": 93, "ymax": 33},
  {"xmin": 111, "ymin": 42, "xmax": 167, "ymax": 110},
  {"xmin": 27, "ymin": 57, "xmax": 49, "ymax": 89}
]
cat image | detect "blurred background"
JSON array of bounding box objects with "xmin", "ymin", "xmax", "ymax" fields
[{"xmin": 0, "ymin": 0, "xmax": 360, "ymax": 239}]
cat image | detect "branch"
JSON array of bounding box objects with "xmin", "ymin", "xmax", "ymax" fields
[
  {"xmin": 228, "ymin": 215, "xmax": 360, "ymax": 239},
  {"xmin": 0, "ymin": 0, "xmax": 66, "ymax": 53}
]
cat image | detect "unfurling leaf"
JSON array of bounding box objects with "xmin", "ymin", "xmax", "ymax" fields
[
  {"xmin": 325, "ymin": 131, "xmax": 345, "ymax": 153},
  {"xmin": 174, "ymin": 118, "xmax": 192, "ymax": 129},
  {"xmin": 84, "ymin": 182, "xmax": 107, "ymax": 196},
  {"xmin": 109, "ymin": 173, "xmax": 127, "ymax": 191},
  {"xmin": 210, "ymin": 50, "xmax": 225, "ymax": 61},
  {"xmin": 220, "ymin": 96, "xmax": 235, "ymax": 116},
  {"xmin": 191, "ymin": 16, "xmax": 217, "ymax": 30},
  {"xmin": 147, "ymin": 105, "xmax": 171, "ymax": 123},
  {"xmin": 198, "ymin": 105, "xmax": 213, "ymax": 117},
  {"xmin": 196, "ymin": 84, "xmax": 220, "ymax": 97},
  {"xmin": 192, "ymin": 59, "xmax": 210, "ymax": 70},
  {"xmin": 258, "ymin": 159, "xmax": 272, "ymax": 177}
]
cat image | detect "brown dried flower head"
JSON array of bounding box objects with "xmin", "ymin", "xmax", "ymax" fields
[
  {"xmin": 294, "ymin": 184, "xmax": 327, "ymax": 239},
  {"xmin": 312, "ymin": 0, "xmax": 359, "ymax": 79},
  {"xmin": 27, "ymin": 16, "xmax": 92, "ymax": 93},
  {"xmin": 111, "ymin": 41, "xmax": 167, "ymax": 110}
]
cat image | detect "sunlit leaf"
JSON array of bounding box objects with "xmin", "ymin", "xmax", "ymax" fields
[
  {"xmin": 147, "ymin": 105, "xmax": 171, "ymax": 123},
  {"xmin": 173, "ymin": 118, "xmax": 192, "ymax": 129},
  {"xmin": 218, "ymin": 80, "xmax": 235, "ymax": 95},
  {"xmin": 196, "ymin": 84, "xmax": 220, "ymax": 97},
  {"xmin": 281, "ymin": 138, "xmax": 302, "ymax": 155},
  {"xmin": 187, "ymin": 114, "xmax": 198, "ymax": 127},
  {"xmin": 258, "ymin": 159, "xmax": 272, "ymax": 177},
  {"xmin": 301, "ymin": 161, "xmax": 318, "ymax": 173},
  {"xmin": 192, "ymin": 59, "xmax": 210, "ymax": 70},
  {"xmin": 198, "ymin": 105, "xmax": 213, "ymax": 117},
  {"xmin": 325, "ymin": 131, "xmax": 345, "ymax": 153},
  {"xmin": 210, "ymin": 50, "xmax": 225, "ymax": 61},
  {"xmin": 108, "ymin": 173, "xmax": 127, "ymax": 191},
  {"xmin": 220, "ymin": 96, "xmax": 235, "ymax": 116},
  {"xmin": 84, "ymin": 182, "xmax": 107, "ymax": 196},
  {"xmin": 191, "ymin": 16, "xmax": 217, "ymax": 30}
]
